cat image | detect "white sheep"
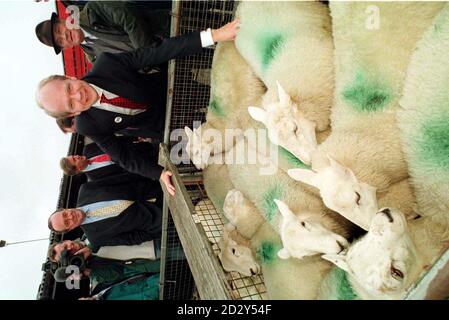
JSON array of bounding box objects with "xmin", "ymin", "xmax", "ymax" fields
[
  {"xmin": 226, "ymin": 138, "xmax": 356, "ymax": 254},
  {"xmin": 318, "ymin": 207, "xmax": 448, "ymax": 299},
  {"xmin": 397, "ymin": 3, "xmax": 449, "ymax": 217},
  {"xmin": 185, "ymin": 41, "xmax": 265, "ymax": 170},
  {"xmin": 282, "ymin": 1, "xmax": 444, "ymax": 229},
  {"xmin": 235, "ymin": 0, "xmax": 334, "ymax": 133},
  {"xmin": 220, "ymin": 189, "xmax": 335, "ymax": 299}
]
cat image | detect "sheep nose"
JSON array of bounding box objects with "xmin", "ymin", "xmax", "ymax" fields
[
  {"xmin": 336, "ymin": 240, "xmax": 346, "ymax": 253},
  {"xmin": 379, "ymin": 208, "xmax": 394, "ymax": 223},
  {"xmin": 250, "ymin": 268, "xmax": 257, "ymax": 276}
]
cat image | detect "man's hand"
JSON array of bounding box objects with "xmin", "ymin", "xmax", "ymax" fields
[
  {"xmin": 160, "ymin": 170, "xmax": 176, "ymax": 196},
  {"xmin": 212, "ymin": 18, "xmax": 240, "ymax": 43}
]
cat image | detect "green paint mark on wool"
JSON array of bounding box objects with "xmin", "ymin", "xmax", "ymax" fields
[
  {"xmin": 342, "ymin": 71, "xmax": 391, "ymax": 112},
  {"xmin": 331, "ymin": 267, "xmax": 358, "ymax": 300},
  {"xmin": 262, "ymin": 184, "xmax": 284, "ymax": 222},
  {"xmin": 259, "ymin": 33, "xmax": 284, "ymax": 71},
  {"xmin": 419, "ymin": 117, "xmax": 449, "ymax": 169},
  {"xmin": 208, "ymin": 98, "xmax": 226, "ymax": 117},
  {"xmin": 256, "ymin": 241, "xmax": 280, "ymax": 265},
  {"xmin": 278, "ymin": 146, "xmax": 310, "ymax": 169}
]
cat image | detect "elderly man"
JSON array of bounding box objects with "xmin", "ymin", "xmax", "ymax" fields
[
  {"xmin": 36, "ymin": 20, "xmax": 240, "ymax": 196},
  {"xmin": 35, "ymin": 1, "xmax": 171, "ymax": 63},
  {"xmin": 48, "ymin": 174, "xmax": 165, "ymax": 252}
]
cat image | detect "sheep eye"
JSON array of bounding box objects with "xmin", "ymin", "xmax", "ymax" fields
[
  {"xmin": 301, "ymin": 222, "xmax": 306, "ymax": 227},
  {"xmin": 232, "ymin": 248, "xmax": 236, "ymax": 255},
  {"xmin": 391, "ymin": 266, "xmax": 404, "ymax": 280},
  {"xmin": 355, "ymin": 192, "xmax": 361, "ymax": 205}
]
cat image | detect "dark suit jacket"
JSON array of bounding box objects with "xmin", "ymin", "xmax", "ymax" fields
[
  {"xmin": 75, "ymin": 31, "xmax": 203, "ymax": 179},
  {"xmin": 77, "ymin": 183, "xmax": 163, "ymax": 252},
  {"xmin": 79, "ymin": 1, "xmax": 171, "ymax": 63},
  {"xmin": 82, "ymin": 138, "xmax": 159, "ymax": 183}
]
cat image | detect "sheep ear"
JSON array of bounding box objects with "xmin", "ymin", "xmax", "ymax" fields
[
  {"xmin": 322, "ymin": 253, "xmax": 350, "ymax": 273},
  {"xmin": 277, "ymin": 248, "xmax": 291, "ymax": 260},
  {"xmin": 327, "ymin": 154, "xmax": 356, "ymax": 180},
  {"xmin": 288, "ymin": 168, "xmax": 320, "ymax": 188},
  {"xmin": 184, "ymin": 126, "xmax": 193, "ymax": 140},
  {"xmin": 276, "ymin": 81, "xmax": 291, "ymax": 107},
  {"xmin": 248, "ymin": 106, "xmax": 267, "ymax": 125},
  {"xmin": 274, "ymin": 199, "xmax": 293, "ymax": 219},
  {"xmin": 224, "ymin": 223, "xmax": 236, "ymax": 232}
]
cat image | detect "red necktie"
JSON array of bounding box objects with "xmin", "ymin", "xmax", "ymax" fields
[
  {"xmin": 100, "ymin": 93, "xmax": 147, "ymax": 110},
  {"xmin": 88, "ymin": 154, "xmax": 112, "ymax": 165}
]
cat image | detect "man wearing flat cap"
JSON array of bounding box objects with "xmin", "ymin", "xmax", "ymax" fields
[{"xmin": 35, "ymin": 1, "xmax": 171, "ymax": 63}]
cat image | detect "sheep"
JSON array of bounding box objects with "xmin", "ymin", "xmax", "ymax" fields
[
  {"xmin": 217, "ymin": 223, "xmax": 261, "ymax": 277},
  {"xmin": 235, "ymin": 0, "xmax": 335, "ymax": 133},
  {"xmin": 184, "ymin": 41, "xmax": 266, "ymax": 170},
  {"xmin": 317, "ymin": 207, "xmax": 448, "ymax": 299},
  {"xmin": 397, "ymin": 3, "xmax": 449, "ymax": 217},
  {"xmin": 225, "ymin": 138, "xmax": 357, "ymax": 253},
  {"xmin": 224, "ymin": 189, "xmax": 348, "ymax": 259},
  {"xmin": 220, "ymin": 190, "xmax": 335, "ymax": 299},
  {"xmin": 280, "ymin": 2, "xmax": 444, "ymax": 229},
  {"xmin": 248, "ymin": 82, "xmax": 324, "ymax": 166}
]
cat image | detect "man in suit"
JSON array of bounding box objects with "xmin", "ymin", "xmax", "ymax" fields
[
  {"xmin": 36, "ymin": 20, "xmax": 240, "ymax": 195},
  {"xmin": 48, "ymin": 178, "xmax": 163, "ymax": 252},
  {"xmin": 60, "ymin": 137, "xmax": 160, "ymax": 182},
  {"xmin": 35, "ymin": 1, "xmax": 171, "ymax": 63}
]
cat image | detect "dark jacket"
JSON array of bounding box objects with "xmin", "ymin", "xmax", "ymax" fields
[
  {"xmin": 88, "ymin": 256, "xmax": 160, "ymax": 285},
  {"xmin": 79, "ymin": 1, "xmax": 171, "ymax": 62},
  {"xmin": 82, "ymin": 139, "xmax": 160, "ymax": 183},
  {"xmin": 77, "ymin": 184, "xmax": 163, "ymax": 252},
  {"xmin": 75, "ymin": 31, "xmax": 203, "ymax": 179}
]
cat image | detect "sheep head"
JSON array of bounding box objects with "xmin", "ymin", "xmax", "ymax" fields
[
  {"xmin": 274, "ymin": 199, "xmax": 349, "ymax": 260},
  {"xmin": 217, "ymin": 224, "xmax": 260, "ymax": 277},
  {"xmin": 184, "ymin": 124, "xmax": 222, "ymax": 170},
  {"xmin": 288, "ymin": 155, "xmax": 378, "ymax": 230},
  {"xmin": 322, "ymin": 207, "xmax": 418, "ymax": 299},
  {"xmin": 248, "ymin": 81, "xmax": 317, "ymax": 165}
]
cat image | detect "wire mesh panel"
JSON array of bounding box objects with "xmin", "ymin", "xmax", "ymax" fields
[
  {"xmin": 169, "ymin": 0, "xmax": 237, "ymax": 133},
  {"xmin": 161, "ymin": 212, "xmax": 197, "ymax": 300},
  {"xmin": 187, "ymin": 183, "xmax": 268, "ymax": 300}
]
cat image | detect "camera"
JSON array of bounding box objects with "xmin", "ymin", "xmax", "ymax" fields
[
  {"xmin": 59, "ymin": 249, "xmax": 86, "ymax": 271},
  {"xmin": 53, "ymin": 250, "xmax": 86, "ymax": 283}
]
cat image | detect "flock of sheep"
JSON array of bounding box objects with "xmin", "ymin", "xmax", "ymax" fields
[{"xmin": 184, "ymin": 1, "xmax": 449, "ymax": 299}]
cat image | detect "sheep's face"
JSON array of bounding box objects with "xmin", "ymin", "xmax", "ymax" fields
[
  {"xmin": 218, "ymin": 225, "xmax": 260, "ymax": 277},
  {"xmin": 274, "ymin": 199, "xmax": 348, "ymax": 260},
  {"xmin": 288, "ymin": 156, "xmax": 378, "ymax": 230},
  {"xmin": 323, "ymin": 208, "xmax": 416, "ymax": 299},
  {"xmin": 184, "ymin": 125, "xmax": 217, "ymax": 170},
  {"xmin": 248, "ymin": 81, "xmax": 317, "ymax": 165}
]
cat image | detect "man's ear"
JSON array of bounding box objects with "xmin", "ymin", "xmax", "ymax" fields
[
  {"xmin": 248, "ymin": 106, "xmax": 268, "ymax": 125},
  {"xmin": 288, "ymin": 168, "xmax": 320, "ymax": 188},
  {"xmin": 321, "ymin": 253, "xmax": 350, "ymax": 273}
]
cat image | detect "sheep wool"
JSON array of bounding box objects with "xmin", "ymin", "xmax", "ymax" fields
[
  {"xmin": 235, "ymin": 0, "xmax": 334, "ymax": 132},
  {"xmin": 398, "ymin": 3, "xmax": 449, "ymax": 217}
]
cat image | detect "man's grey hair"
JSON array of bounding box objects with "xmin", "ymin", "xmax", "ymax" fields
[{"xmin": 36, "ymin": 75, "xmax": 70, "ymax": 119}]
